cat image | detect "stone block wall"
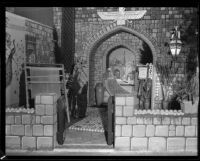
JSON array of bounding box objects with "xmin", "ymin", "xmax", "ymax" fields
[
  {"xmin": 74, "ymin": 7, "xmax": 197, "ymax": 106},
  {"xmin": 6, "ymin": 93, "xmax": 57, "ymax": 151},
  {"xmin": 75, "ymin": 7, "xmax": 196, "ymax": 61},
  {"xmin": 48, "ymin": 7, "xmax": 197, "ymax": 106},
  {"xmin": 25, "ymin": 19, "xmax": 55, "ymax": 64},
  {"xmin": 114, "ymin": 95, "xmax": 198, "ymax": 152}
]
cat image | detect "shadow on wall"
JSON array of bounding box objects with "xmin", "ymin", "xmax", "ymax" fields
[
  {"xmin": 53, "ymin": 27, "xmax": 63, "ymax": 65},
  {"xmin": 18, "ymin": 28, "xmax": 62, "ymax": 108},
  {"xmin": 19, "ymin": 63, "xmax": 26, "ymax": 107},
  {"xmin": 18, "ymin": 64, "xmax": 34, "ymax": 108},
  {"xmin": 180, "ymin": 10, "xmax": 198, "ymax": 79},
  {"xmin": 139, "ymin": 42, "xmax": 153, "ymax": 65}
]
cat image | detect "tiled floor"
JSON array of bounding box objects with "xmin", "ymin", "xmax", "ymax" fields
[
  {"xmin": 68, "ymin": 107, "xmax": 107, "ymax": 132},
  {"xmin": 55, "ymin": 127, "xmax": 113, "ymax": 149}
]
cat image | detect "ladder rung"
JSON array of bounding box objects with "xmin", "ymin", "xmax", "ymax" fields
[{"xmin": 27, "ymin": 81, "xmax": 63, "ymax": 84}]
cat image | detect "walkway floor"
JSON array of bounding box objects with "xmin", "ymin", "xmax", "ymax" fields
[
  {"xmin": 6, "ymin": 149, "xmax": 198, "ymax": 156},
  {"xmin": 61, "ymin": 129, "xmax": 107, "ymax": 145}
]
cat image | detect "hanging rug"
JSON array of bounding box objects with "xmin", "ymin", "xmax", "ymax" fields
[{"xmin": 68, "ymin": 107, "xmax": 107, "ymax": 133}]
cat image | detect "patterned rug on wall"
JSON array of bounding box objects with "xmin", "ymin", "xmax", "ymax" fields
[{"xmin": 68, "ymin": 107, "xmax": 107, "ymax": 133}]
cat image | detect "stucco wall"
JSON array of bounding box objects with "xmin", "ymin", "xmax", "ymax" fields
[{"xmin": 6, "ymin": 12, "xmax": 55, "ymax": 107}]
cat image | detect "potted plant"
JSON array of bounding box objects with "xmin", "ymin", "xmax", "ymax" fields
[
  {"xmin": 156, "ymin": 61, "xmax": 177, "ymax": 110},
  {"xmin": 142, "ymin": 78, "xmax": 152, "ymax": 110},
  {"xmin": 173, "ymin": 68, "xmax": 199, "ymax": 114}
]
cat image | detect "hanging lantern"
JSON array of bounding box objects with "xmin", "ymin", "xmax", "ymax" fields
[{"xmin": 169, "ymin": 26, "xmax": 182, "ymax": 56}]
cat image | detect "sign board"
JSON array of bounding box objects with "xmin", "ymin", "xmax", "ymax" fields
[{"xmin": 138, "ymin": 66, "xmax": 148, "ymax": 79}]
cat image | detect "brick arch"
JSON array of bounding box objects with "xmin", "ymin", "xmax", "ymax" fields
[
  {"xmin": 84, "ymin": 22, "xmax": 160, "ymax": 65},
  {"xmin": 86, "ymin": 22, "xmax": 159, "ymax": 106}
]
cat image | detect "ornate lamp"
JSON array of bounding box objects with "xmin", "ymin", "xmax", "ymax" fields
[{"xmin": 169, "ymin": 26, "xmax": 182, "ymax": 57}]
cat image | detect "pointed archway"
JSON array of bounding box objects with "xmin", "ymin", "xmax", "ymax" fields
[{"xmin": 84, "ymin": 21, "xmax": 160, "ymax": 107}]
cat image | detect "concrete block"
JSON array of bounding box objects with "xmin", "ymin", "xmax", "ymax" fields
[
  {"xmin": 22, "ymin": 137, "xmax": 36, "ymax": 150},
  {"xmin": 41, "ymin": 95, "xmax": 54, "ymax": 105},
  {"xmin": 53, "ymin": 114, "xmax": 57, "ymax": 123},
  {"xmin": 11, "ymin": 125, "xmax": 24, "ymax": 136},
  {"xmin": 123, "ymin": 106, "xmax": 133, "ymax": 116},
  {"xmin": 44, "ymin": 125, "xmax": 53, "ymax": 136},
  {"xmin": 25, "ymin": 125, "xmax": 32, "ymax": 136},
  {"xmin": 196, "ymin": 126, "xmax": 197, "ymax": 136},
  {"xmin": 35, "ymin": 104, "xmax": 45, "ymax": 115},
  {"xmin": 162, "ymin": 117, "xmax": 170, "ymax": 125},
  {"xmin": 115, "ymin": 97, "xmax": 125, "ymax": 106},
  {"xmin": 174, "ymin": 117, "xmax": 182, "ymax": 125},
  {"xmin": 182, "ymin": 117, "xmax": 190, "ymax": 125},
  {"xmin": 155, "ymin": 126, "xmax": 168, "ymax": 136},
  {"xmin": 131, "ymin": 138, "xmax": 148, "ymax": 151},
  {"xmin": 41, "ymin": 116, "xmax": 54, "ymax": 124},
  {"xmin": 37, "ymin": 137, "xmax": 53, "ymax": 150},
  {"xmin": 169, "ymin": 125, "xmax": 175, "ymax": 131},
  {"xmin": 6, "ymin": 125, "xmax": 11, "ymax": 135},
  {"xmin": 33, "ymin": 125, "xmax": 43, "ymax": 136},
  {"xmin": 53, "ymin": 94, "xmax": 58, "ymax": 103},
  {"xmin": 15, "ymin": 116, "xmax": 22, "ymax": 124},
  {"xmin": 144, "ymin": 117, "xmax": 153, "ymax": 124},
  {"xmin": 153, "ymin": 117, "xmax": 161, "ymax": 124},
  {"xmin": 35, "ymin": 95, "xmax": 41, "ymax": 104},
  {"xmin": 115, "ymin": 106, "xmax": 123, "ymax": 116},
  {"xmin": 146, "ymin": 125, "xmax": 155, "ymax": 136},
  {"xmin": 126, "ymin": 97, "xmax": 134, "ymax": 105},
  {"xmin": 45, "ymin": 105, "xmax": 54, "ymax": 115},
  {"xmin": 191, "ymin": 118, "xmax": 197, "ymax": 125},
  {"xmin": 115, "ymin": 125, "xmax": 121, "ymax": 136},
  {"xmin": 176, "ymin": 126, "xmax": 184, "ymax": 136},
  {"xmin": 133, "ymin": 125, "xmax": 146, "ymax": 137},
  {"xmin": 116, "ymin": 117, "xmax": 126, "ymax": 124},
  {"xmin": 149, "ymin": 137, "xmax": 166, "ymax": 152},
  {"xmin": 31, "ymin": 115, "xmax": 36, "ymax": 124},
  {"xmin": 186, "ymin": 138, "xmax": 197, "ymax": 152},
  {"xmin": 170, "ymin": 117, "xmax": 175, "ymax": 124},
  {"xmin": 53, "ymin": 103, "xmax": 57, "ymax": 115},
  {"xmin": 115, "ymin": 137, "xmax": 130, "ymax": 151},
  {"xmin": 185, "ymin": 126, "xmax": 195, "ymax": 136},
  {"xmin": 136, "ymin": 117, "xmax": 144, "ymax": 124},
  {"xmin": 36, "ymin": 116, "xmax": 40, "ymax": 124},
  {"xmin": 127, "ymin": 117, "xmax": 137, "ymax": 124},
  {"xmin": 6, "ymin": 115, "xmax": 14, "ymax": 124},
  {"xmin": 22, "ymin": 114, "xmax": 32, "ymax": 124},
  {"xmin": 167, "ymin": 137, "xmax": 185, "ymax": 151},
  {"xmin": 169, "ymin": 131, "xmax": 175, "ymax": 136},
  {"xmin": 6, "ymin": 136, "xmax": 21, "ymax": 149},
  {"xmin": 122, "ymin": 125, "xmax": 132, "ymax": 136}
]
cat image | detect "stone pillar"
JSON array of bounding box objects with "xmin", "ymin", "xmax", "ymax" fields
[
  {"xmin": 115, "ymin": 95, "xmax": 134, "ymax": 151},
  {"xmin": 6, "ymin": 93, "xmax": 58, "ymax": 151},
  {"xmin": 35, "ymin": 93, "xmax": 57, "ymax": 150}
]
